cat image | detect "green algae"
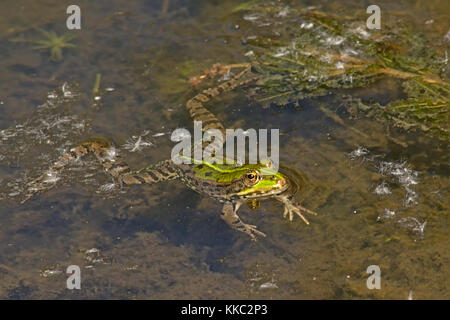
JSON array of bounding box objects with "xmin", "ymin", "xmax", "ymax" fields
[
  {"xmin": 30, "ymin": 28, "xmax": 77, "ymax": 61},
  {"xmin": 229, "ymin": 2, "xmax": 449, "ymax": 140}
]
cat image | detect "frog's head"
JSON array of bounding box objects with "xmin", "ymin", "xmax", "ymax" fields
[
  {"xmin": 222, "ymin": 162, "xmax": 289, "ymax": 200},
  {"xmin": 189, "ymin": 156, "xmax": 290, "ymax": 199}
]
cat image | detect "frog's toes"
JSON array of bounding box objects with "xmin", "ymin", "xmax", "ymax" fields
[
  {"xmin": 279, "ymin": 197, "xmax": 318, "ymax": 225},
  {"xmin": 240, "ymin": 223, "xmax": 266, "ymax": 240},
  {"xmin": 285, "ymin": 202, "xmax": 310, "ymax": 225}
]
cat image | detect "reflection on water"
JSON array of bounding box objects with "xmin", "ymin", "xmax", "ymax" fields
[{"xmin": 0, "ymin": 0, "xmax": 448, "ymax": 299}]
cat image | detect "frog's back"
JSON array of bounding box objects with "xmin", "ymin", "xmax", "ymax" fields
[{"xmin": 177, "ymin": 163, "xmax": 231, "ymax": 200}]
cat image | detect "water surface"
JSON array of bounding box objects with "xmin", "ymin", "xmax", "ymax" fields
[{"xmin": 0, "ymin": 0, "xmax": 448, "ymax": 299}]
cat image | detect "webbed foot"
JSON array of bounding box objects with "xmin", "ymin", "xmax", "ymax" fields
[
  {"xmin": 221, "ymin": 202, "xmax": 266, "ymax": 240},
  {"xmin": 275, "ymin": 195, "xmax": 318, "ymax": 225},
  {"xmin": 239, "ymin": 222, "xmax": 267, "ymax": 241},
  {"xmin": 21, "ymin": 170, "xmax": 60, "ymax": 203}
]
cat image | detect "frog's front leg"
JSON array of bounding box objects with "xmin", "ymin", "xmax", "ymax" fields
[
  {"xmin": 221, "ymin": 201, "xmax": 266, "ymax": 240},
  {"xmin": 274, "ymin": 194, "xmax": 318, "ymax": 225}
]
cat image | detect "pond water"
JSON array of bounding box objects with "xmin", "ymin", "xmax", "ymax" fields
[{"xmin": 0, "ymin": 0, "xmax": 448, "ymax": 299}]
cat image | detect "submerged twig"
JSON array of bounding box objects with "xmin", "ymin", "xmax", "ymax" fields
[{"xmin": 92, "ymin": 73, "xmax": 102, "ymax": 97}]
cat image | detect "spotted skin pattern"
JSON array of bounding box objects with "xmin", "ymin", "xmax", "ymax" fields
[{"xmin": 24, "ymin": 65, "xmax": 317, "ymax": 239}]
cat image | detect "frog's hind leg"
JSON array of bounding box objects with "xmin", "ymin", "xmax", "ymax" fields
[
  {"xmin": 124, "ymin": 160, "xmax": 179, "ymax": 185},
  {"xmin": 22, "ymin": 137, "xmax": 120, "ymax": 202},
  {"xmin": 186, "ymin": 63, "xmax": 259, "ymax": 154},
  {"xmin": 221, "ymin": 201, "xmax": 266, "ymax": 240},
  {"xmin": 186, "ymin": 63, "xmax": 257, "ymax": 132},
  {"xmin": 22, "ymin": 137, "xmax": 179, "ymax": 202},
  {"xmin": 71, "ymin": 139, "xmax": 179, "ymax": 185},
  {"xmin": 188, "ymin": 63, "xmax": 252, "ymax": 87}
]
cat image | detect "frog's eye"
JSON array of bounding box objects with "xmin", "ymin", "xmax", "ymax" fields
[{"xmin": 244, "ymin": 170, "xmax": 260, "ymax": 185}]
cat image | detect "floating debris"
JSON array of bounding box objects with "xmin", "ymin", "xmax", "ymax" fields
[
  {"xmin": 335, "ymin": 61, "xmax": 344, "ymax": 69},
  {"xmin": 276, "ymin": 6, "xmax": 290, "ymax": 18},
  {"xmin": 123, "ymin": 135, "xmax": 153, "ymax": 152},
  {"xmin": 443, "ymin": 29, "xmax": 450, "ymax": 42},
  {"xmin": 378, "ymin": 161, "xmax": 419, "ymax": 206},
  {"xmin": 61, "ymin": 82, "xmax": 77, "ymax": 99},
  {"xmin": 259, "ymin": 281, "xmax": 279, "ymax": 290},
  {"xmin": 97, "ymin": 183, "xmax": 116, "ymax": 193},
  {"xmin": 300, "ymin": 22, "xmax": 313, "ymax": 29},
  {"xmin": 85, "ymin": 248, "xmax": 99, "ymax": 254},
  {"xmin": 398, "ymin": 217, "xmax": 427, "ymax": 236},
  {"xmin": 374, "ymin": 182, "xmax": 391, "ymax": 195},
  {"xmin": 322, "ymin": 36, "xmax": 345, "ymax": 46},
  {"xmin": 348, "ymin": 146, "xmax": 369, "ymax": 160},
  {"xmin": 124, "ymin": 265, "xmax": 139, "ymax": 271},
  {"xmin": 404, "ymin": 187, "xmax": 418, "ymax": 207},
  {"xmin": 152, "ymin": 132, "xmax": 166, "ymax": 137},
  {"xmin": 388, "ymin": 163, "xmax": 419, "ymax": 187},
  {"xmin": 273, "ymin": 47, "xmax": 289, "ymax": 57},
  {"xmin": 84, "ymin": 248, "xmax": 111, "ymax": 265},
  {"xmin": 40, "ymin": 269, "xmax": 63, "ymax": 277},
  {"xmin": 377, "ymin": 208, "xmax": 396, "ymax": 222},
  {"xmin": 243, "ymin": 14, "xmax": 260, "ymax": 22},
  {"xmin": 352, "ymin": 25, "xmax": 370, "ymax": 40},
  {"xmin": 43, "ymin": 171, "xmax": 60, "ymax": 184},
  {"xmin": 105, "ymin": 146, "xmax": 118, "ymax": 161}
]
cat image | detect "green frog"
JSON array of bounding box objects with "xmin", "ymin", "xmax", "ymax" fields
[{"xmin": 24, "ymin": 64, "xmax": 317, "ymax": 240}]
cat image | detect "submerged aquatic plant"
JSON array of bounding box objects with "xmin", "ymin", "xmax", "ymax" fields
[
  {"xmin": 31, "ymin": 28, "xmax": 77, "ymax": 61},
  {"xmin": 228, "ymin": 2, "xmax": 449, "ymax": 140}
]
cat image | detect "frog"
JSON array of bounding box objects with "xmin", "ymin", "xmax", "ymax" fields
[{"xmin": 24, "ymin": 64, "xmax": 317, "ymax": 240}]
